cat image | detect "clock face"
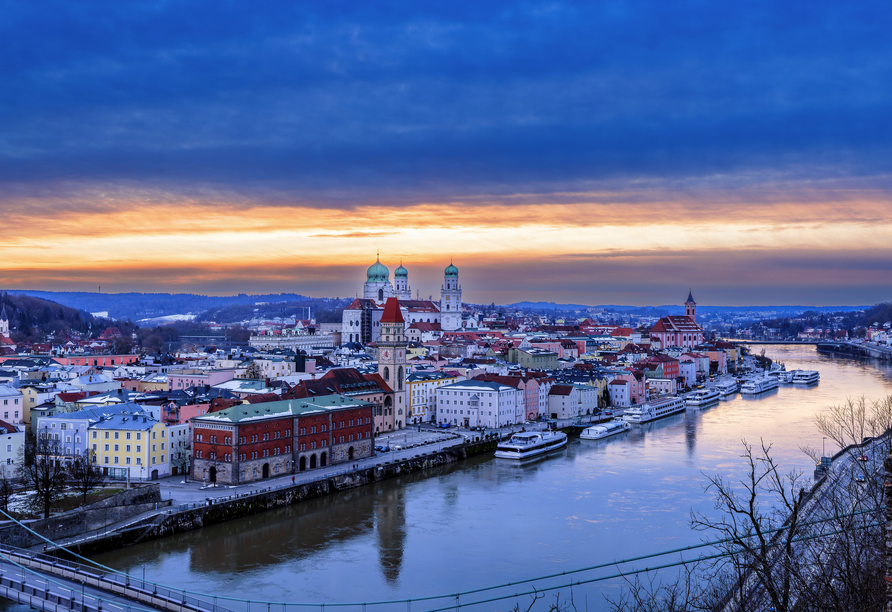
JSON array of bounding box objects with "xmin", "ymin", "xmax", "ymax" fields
[
  {"xmin": 382, "ymin": 350, "xmax": 390, "ymax": 359},
  {"xmin": 398, "ymin": 350, "xmax": 404, "ymax": 359}
]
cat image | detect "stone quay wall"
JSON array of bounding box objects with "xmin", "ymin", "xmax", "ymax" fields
[
  {"xmin": 0, "ymin": 485, "xmax": 166, "ymax": 549},
  {"xmin": 67, "ymin": 439, "xmax": 499, "ymax": 556}
]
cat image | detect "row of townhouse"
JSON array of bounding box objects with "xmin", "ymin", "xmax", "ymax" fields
[
  {"xmin": 35, "ymin": 402, "xmax": 188, "ymax": 480},
  {"xmin": 433, "ymin": 378, "xmax": 602, "ymax": 427}
]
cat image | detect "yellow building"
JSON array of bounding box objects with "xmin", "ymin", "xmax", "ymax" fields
[
  {"xmin": 406, "ymin": 371, "xmax": 461, "ymax": 424},
  {"xmin": 91, "ymin": 414, "xmax": 170, "ymax": 480}
]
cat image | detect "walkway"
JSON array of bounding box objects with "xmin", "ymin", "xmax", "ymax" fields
[{"xmin": 1, "ymin": 543, "xmax": 229, "ymax": 612}]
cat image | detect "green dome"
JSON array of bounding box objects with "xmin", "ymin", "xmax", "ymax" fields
[
  {"xmin": 367, "ymin": 258, "xmax": 389, "ymax": 282},
  {"xmin": 444, "ymin": 261, "xmax": 459, "ymax": 277},
  {"xmin": 394, "ymin": 262, "xmax": 408, "ymax": 278}
]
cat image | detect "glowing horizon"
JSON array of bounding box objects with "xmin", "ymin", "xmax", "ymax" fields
[{"xmin": 2, "ymin": 2, "xmax": 891, "ymax": 306}]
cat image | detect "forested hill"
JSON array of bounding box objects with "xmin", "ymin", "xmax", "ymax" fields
[
  {"xmin": 4, "ymin": 291, "xmax": 313, "ymax": 320},
  {"xmin": 0, "ymin": 292, "xmax": 117, "ymax": 344}
]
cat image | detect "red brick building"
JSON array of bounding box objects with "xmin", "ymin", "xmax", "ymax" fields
[{"xmin": 191, "ymin": 395, "xmax": 374, "ymax": 485}]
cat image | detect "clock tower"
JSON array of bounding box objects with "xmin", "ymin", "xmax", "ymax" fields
[{"xmin": 378, "ymin": 297, "xmax": 408, "ymax": 430}]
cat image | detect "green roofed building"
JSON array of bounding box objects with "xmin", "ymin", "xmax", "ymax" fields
[{"xmin": 191, "ymin": 395, "xmax": 375, "ymax": 485}]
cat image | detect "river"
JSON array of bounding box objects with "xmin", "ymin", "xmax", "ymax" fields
[{"xmin": 3, "ymin": 346, "xmax": 892, "ymax": 612}]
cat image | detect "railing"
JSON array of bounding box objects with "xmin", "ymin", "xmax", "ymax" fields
[{"xmin": 0, "ymin": 543, "xmax": 233, "ymax": 612}]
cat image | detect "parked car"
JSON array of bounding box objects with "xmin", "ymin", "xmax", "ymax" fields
[
  {"xmin": 439, "ymin": 422, "xmax": 451, "ymax": 428},
  {"xmin": 375, "ymin": 445, "xmax": 389, "ymax": 452}
]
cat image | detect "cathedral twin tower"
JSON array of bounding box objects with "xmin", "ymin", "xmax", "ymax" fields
[{"xmin": 362, "ymin": 255, "xmax": 462, "ymax": 332}]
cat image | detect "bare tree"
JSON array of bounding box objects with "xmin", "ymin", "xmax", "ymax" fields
[
  {"xmin": 67, "ymin": 450, "xmax": 105, "ymax": 503},
  {"xmin": 172, "ymin": 448, "xmax": 191, "ymax": 482},
  {"xmin": 0, "ymin": 467, "xmax": 19, "ymax": 514},
  {"xmin": 690, "ymin": 439, "xmax": 808, "ymax": 612},
  {"xmin": 244, "ymin": 360, "xmax": 261, "ymax": 380},
  {"xmin": 811, "ymin": 395, "xmax": 892, "ymax": 457},
  {"xmin": 18, "ymin": 432, "xmax": 68, "ymax": 518}
]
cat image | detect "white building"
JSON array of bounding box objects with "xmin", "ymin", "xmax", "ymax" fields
[
  {"xmin": 547, "ymin": 385, "xmax": 579, "ymax": 419},
  {"xmin": 608, "ymin": 379, "xmax": 631, "ymax": 407},
  {"xmin": 575, "ymin": 384, "xmax": 600, "ymax": 415},
  {"xmin": 436, "ymin": 380, "xmax": 522, "ymax": 428},
  {"xmin": 0, "ymin": 419, "xmax": 24, "ymax": 477}
]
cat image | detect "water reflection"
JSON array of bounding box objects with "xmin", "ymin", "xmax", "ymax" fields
[
  {"xmin": 84, "ymin": 346, "xmax": 892, "ymax": 612},
  {"xmin": 375, "ymin": 484, "xmax": 406, "ymax": 584}
]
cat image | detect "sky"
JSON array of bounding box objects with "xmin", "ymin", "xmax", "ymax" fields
[{"xmin": 2, "ymin": 1, "xmax": 891, "ymax": 306}]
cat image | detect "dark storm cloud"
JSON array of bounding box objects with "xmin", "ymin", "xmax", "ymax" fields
[{"xmin": 2, "ymin": 1, "xmax": 891, "ymax": 204}]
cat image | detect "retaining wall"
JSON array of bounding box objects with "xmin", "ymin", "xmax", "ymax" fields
[
  {"xmin": 0, "ymin": 485, "xmax": 164, "ymax": 549},
  {"xmin": 66, "ymin": 439, "xmax": 498, "ymax": 556}
]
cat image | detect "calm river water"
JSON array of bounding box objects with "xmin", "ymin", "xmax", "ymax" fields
[{"xmin": 4, "ymin": 346, "xmax": 892, "ymax": 612}]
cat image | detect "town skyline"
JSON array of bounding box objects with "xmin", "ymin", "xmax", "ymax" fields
[{"xmin": 2, "ymin": 2, "xmax": 891, "ymax": 305}]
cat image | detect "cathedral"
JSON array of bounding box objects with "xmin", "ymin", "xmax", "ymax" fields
[{"xmin": 342, "ymin": 256, "xmax": 463, "ymax": 344}]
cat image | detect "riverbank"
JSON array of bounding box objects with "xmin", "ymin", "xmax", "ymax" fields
[
  {"xmin": 56, "ymin": 437, "xmax": 499, "ymax": 557},
  {"xmin": 817, "ymin": 340, "xmax": 892, "ymax": 362}
]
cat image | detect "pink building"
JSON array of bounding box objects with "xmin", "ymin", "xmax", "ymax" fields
[{"xmin": 167, "ymin": 369, "xmax": 236, "ymax": 391}]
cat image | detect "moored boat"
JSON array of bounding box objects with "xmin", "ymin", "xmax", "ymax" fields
[
  {"xmin": 686, "ymin": 388, "xmax": 720, "ymax": 406},
  {"xmin": 494, "ymin": 430, "xmax": 568, "ymax": 460},
  {"xmin": 792, "ymin": 370, "xmax": 820, "ymax": 385},
  {"xmin": 740, "ymin": 376, "xmax": 779, "ymax": 395},
  {"xmin": 622, "ymin": 396, "xmax": 686, "ymax": 424},
  {"xmin": 580, "ymin": 419, "xmax": 630, "ymax": 440},
  {"xmin": 714, "ymin": 379, "xmax": 739, "ymax": 397}
]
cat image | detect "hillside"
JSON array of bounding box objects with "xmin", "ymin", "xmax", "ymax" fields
[
  {"xmin": 0, "ymin": 292, "xmax": 118, "ymax": 345},
  {"xmin": 4, "ymin": 291, "xmax": 314, "ymax": 320}
]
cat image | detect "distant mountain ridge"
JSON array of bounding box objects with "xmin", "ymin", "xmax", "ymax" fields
[
  {"xmin": 4, "ymin": 291, "xmax": 313, "ymax": 320},
  {"xmin": 508, "ymin": 301, "xmax": 870, "ymax": 315}
]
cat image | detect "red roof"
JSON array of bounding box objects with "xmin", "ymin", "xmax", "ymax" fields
[
  {"xmin": 58, "ymin": 391, "xmax": 88, "ymax": 403},
  {"xmin": 549, "ymin": 384, "xmax": 575, "ymax": 396},
  {"xmin": 380, "ymin": 297, "xmax": 405, "ymax": 324}
]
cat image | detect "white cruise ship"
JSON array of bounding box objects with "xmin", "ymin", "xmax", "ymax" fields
[
  {"xmin": 686, "ymin": 388, "xmax": 720, "ymax": 406},
  {"xmin": 580, "ymin": 419, "xmax": 630, "ymax": 440},
  {"xmin": 494, "ymin": 430, "xmax": 568, "ymax": 460},
  {"xmin": 792, "ymin": 370, "xmax": 820, "ymax": 385},
  {"xmin": 740, "ymin": 376, "xmax": 779, "ymax": 395},
  {"xmin": 622, "ymin": 397, "xmax": 686, "ymax": 424},
  {"xmin": 714, "ymin": 379, "xmax": 739, "ymax": 397}
]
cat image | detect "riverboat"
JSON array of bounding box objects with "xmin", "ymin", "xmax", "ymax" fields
[
  {"xmin": 494, "ymin": 430, "xmax": 568, "ymax": 460},
  {"xmin": 714, "ymin": 379, "xmax": 739, "ymax": 397},
  {"xmin": 622, "ymin": 396, "xmax": 686, "ymax": 424},
  {"xmin": 686, "ymin": 388, "xmax": 720, "ymax": 406},
  {"xmin": 792, "ymin": 370, "xmax": 820, "ymax": 385},
  {"xmin": 580, "ymin": 419, "xmax": 630, "ymax": 440},
  {"xmin": 775, "ymin": 371, "xmax": 794, "ymax": 383},
  {"xmin": 740, "ymin": 376, "xmax": 779, "ymax": 395}
]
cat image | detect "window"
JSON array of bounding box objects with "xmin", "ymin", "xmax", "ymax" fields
[
  {"xmin": 126, "ymin": 445, "xmax": 131, "ymax": 452},
  {"xmin": 126, "ymin": 457, "xmax": 131, "ymax": 465},
  {"xmin": 114, "ymin": 456, "xmax": 119, "ymax": 464},
  {"xmin": 115, "ymin": 432, "xmax": 119, "ymax": 439},
  {"xmin": 105, "ymin": 432, "xmax": 109, "ymax": 439},
  {"xmin": 114, "ymin": 444, "xmax": 119, "ymax": 451},
  {"xmin": 104, "ymin": 444, "xmax": 109, "ymax": 451},
  {"xmin": 136, "ymin": 445, "xmax": 141, "ymax": 452},
  {"xmin": 126, "ymin": 432, "xmax": 131, "ymax": 440},
  {"xmin": 104, "ymin": 457, "xmax": 109, "ymax": 464},
  {"xmin": 92, "ymin": 431, "xmax": 97, "ymax": 439},
  {"xmin": 136, "ymin": 432, "xmax": 141, "ymax": 440},
  {"xmin": 136, "ymin": 458, "xmax": 141, "ymax": 465}
]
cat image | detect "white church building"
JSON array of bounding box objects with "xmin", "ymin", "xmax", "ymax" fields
[{"xmin": 342, "ymin": 256, "xmax": 463, "ymax": 344}]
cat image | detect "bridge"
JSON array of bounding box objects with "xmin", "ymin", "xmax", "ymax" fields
[
  {"xmin": 720, "ymin": 339, "xmax": 821, "ymax": 345},
  {"xmin": 0, "ymin": 543, "xmax": 231, "ymax": 612}
]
